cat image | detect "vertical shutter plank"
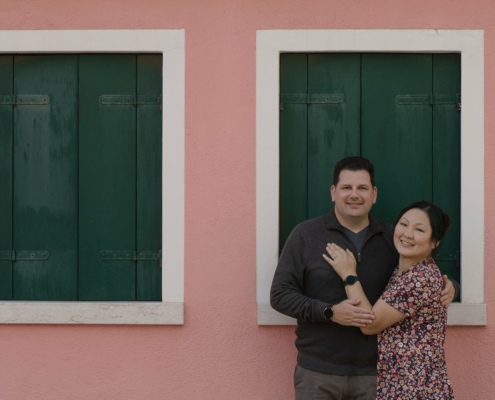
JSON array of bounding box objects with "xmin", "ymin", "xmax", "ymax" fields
[
  {"xmin": 79, "ymin": 55, "xmax": 136, "ymax": 300},
  {"xmin": 136, "ymin": 55, "xmax": 162, "ymax": 301},
  {"xmin": 432, "ymin": 54, "xmax": 461, "ymax": 285},
  {"xmin": 0, "ymin": 56, "xmax": 13, "ymax": 299},
  {"xmin": 279, "ymin": 54, "xmax": 308, "ymax": 251},
  {"xmin": 13, "ymin": 55, "xmax": 78, "ymax": 300},
  {"xmin": 362, "ymin": 54, "xmax": 433, "ymax": 225},
  {"xmin": 307, "ymin": 54, "xmax": 361, "ymax": 219}
]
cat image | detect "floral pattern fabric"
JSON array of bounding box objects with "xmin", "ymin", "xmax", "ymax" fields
[{"xmin": 377, "ymin": 257, "xmax": 454, "ymax": 399}]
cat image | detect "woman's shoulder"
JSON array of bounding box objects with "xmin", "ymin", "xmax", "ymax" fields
[{"xmin": 407, "ymin": 257, "xmax": 443, "ymax": 286}]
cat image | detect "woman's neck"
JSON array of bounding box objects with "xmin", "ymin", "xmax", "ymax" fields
[{"xmin": 398, "ymin": 255, "xmax": 430, "ymax": 273}]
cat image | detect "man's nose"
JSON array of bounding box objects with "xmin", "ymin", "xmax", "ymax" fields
[{"xmin": 349, "ymin": 188, "xmax": 359, "ymax": 197}]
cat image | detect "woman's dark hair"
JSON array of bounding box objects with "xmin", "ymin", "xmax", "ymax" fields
[
  {"xmin": 395, "ymin": 201, "xmax": 451, "ymax": 256},
  {"xmin": 333, "ymin": 157, "xmax": 375, "ymax": 187}
]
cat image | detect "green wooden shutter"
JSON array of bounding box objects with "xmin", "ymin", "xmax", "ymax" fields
[
  {"xmin": 361, "ymin": 54, "xmax": 433, "ymax": 224},
  {"xmin": 13, "ymin": 55, "xmax": 79, "ymax": 300},
  {"xmin": 307, "ymin": 54, "xmax": 360, "ymax": 219},
  {"xmin": 0, "ymin": 56, "xmax": 13, "ymax": 299},
  {"xmin": 0, "ymin": 54, "xmax": 163, "ymax": 301},
  {"xmin": 78, "ymin": 55, "xmax": 138, "ymax": 301},
  {"xmin": 279, "ymin": 54, "xmax": 308, "ymax": 252},
  {"xmin": 279, "ymin": 53, "xmax": 461, "ymax": 287},
  {"xmin": 137, "ymin": 55, "xmax": 162, "ymax": 301},
  {"xmin": 432, "ymin": 54, "xmax": 461, "ymax": 283}
]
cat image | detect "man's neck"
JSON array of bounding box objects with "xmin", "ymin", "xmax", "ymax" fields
[{"xmin": 334, "ymin": 210, "xmax": 370, "ymax": 233}]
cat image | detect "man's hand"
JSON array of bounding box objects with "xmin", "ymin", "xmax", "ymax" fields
[
  {"xmin": 441, "ymin": 275, "xmax": 455, "ymax": 308},
  {"xmin": 331, "ymin": 299, "xmax": 375, "ymax": 327}
]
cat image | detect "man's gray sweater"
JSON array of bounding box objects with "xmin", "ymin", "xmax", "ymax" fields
[{"xmin": 270, "ymin": 209, "xmax": 398, "ymax": 375}]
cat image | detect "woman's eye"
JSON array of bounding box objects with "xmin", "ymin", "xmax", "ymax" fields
[
  {"xmin": 417, "ymin": 229, "xmax": 424, "ymax": 232},
  {"xmin": 400, "ymin": 223, "xmax": 407, "ymax": 226}
]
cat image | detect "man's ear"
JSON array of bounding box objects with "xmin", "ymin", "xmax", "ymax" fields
[
  {"xmin": 330, "ymin": 185, "xmax": 336, "ymax": 202},
  {"xmin": 372, "ymin": 186, "xmax": 377, "ymax": 204}
]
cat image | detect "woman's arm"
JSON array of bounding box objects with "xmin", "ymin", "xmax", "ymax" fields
[{"xmin": 323, "ymin": 243, "xmax": 406, "ymax": 335}]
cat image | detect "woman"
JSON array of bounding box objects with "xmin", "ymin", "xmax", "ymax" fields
[{"xmin": 323, "ymin": 201, "xmax": 454, "ymax": 399}]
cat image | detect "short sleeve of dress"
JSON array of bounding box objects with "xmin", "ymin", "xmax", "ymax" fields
[{"xmin": 381, "ymin": 266, "xmax": 437, "ymax": 318}]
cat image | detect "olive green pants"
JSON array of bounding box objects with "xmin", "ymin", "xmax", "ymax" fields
[{"xmin": 294, "ymin": 364, "xmax": 377, "ymax": 400}]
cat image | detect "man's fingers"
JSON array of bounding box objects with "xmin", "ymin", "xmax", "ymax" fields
[
  {"xmin": 345, "ymin": 299, "xmax": 361, "ymax": 306},
  {"xmin": 353, "ymin": 317, "xmax": 374, "ymax": 324},
  {"xmin": 352, "ymin": 320, "xmax": 373, "ymax": 327},
  {"xmin": 352, "ymin": 309, "xmax": 374, "ymax": 316}
]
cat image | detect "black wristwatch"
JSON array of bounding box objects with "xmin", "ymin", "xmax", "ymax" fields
[
  {"xmin": 323, "ymin": 305, "xmax": 334, "ymax": 321},
  {"xmin": 343, "ymin": 275, "xmax": 359, "ymax": 286}
]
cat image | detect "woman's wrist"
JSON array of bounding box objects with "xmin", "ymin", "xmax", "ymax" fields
[{"xmin": 340, "ymin": 269, "xmax": 357, "ymax": 279}]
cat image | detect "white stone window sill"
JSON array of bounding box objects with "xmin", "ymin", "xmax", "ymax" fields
[
  {"xmin": 257, "ymin": 303, "xmax": 486, "ymax": 326},
  {"xmin": 0, "ymin": 302, "xmax": 184, "ymax": 325}
]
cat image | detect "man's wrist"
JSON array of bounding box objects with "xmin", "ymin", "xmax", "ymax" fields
[
  {"xmin": 323, "ymin": 304, "xmax": 334, "ymax": 321},
  {"xmin": 450, "ymin": 278, "xmax": 460, "ymax": 300}
]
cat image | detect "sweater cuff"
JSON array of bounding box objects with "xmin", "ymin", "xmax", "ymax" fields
[
  {"xmin": 313, "ymin": 299, "xmax": 329, "ymax": 323},
  {"xmin": 450, "ymin": 279, "xmax": 460, "ymax": 301}
]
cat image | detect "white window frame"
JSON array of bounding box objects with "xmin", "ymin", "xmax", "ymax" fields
[
  {"xmin": 256, "ymin": 29, "xmax": 485, "ymax": 326},
  {"xmin": 0, "ymin": 29, "xmax": 184, "ymax": 324}
]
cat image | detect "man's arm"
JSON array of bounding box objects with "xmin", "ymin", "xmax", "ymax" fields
[
  {"xmin": 441, "ymin": 276, "xmax": 460, "ymax": 307},
  {"xmin": 270, "ymin": 227, "xmax": 327, "ymax": 322},
  {"xmin": 270, "ymin": 228, "xmax": 374, "ymax": 326}
]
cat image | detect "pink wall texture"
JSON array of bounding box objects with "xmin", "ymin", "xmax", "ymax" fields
[{"xmin": 0, "ymin": 0, "xmax": 493, "ymax": 399}]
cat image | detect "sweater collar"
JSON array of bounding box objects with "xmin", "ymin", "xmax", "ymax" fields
[{"xmin": 326, "ymin": 208, "xmax": 385, "ymax": 236}]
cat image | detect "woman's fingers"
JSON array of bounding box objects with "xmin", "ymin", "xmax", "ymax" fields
[
  {"xmin": 327, "ymin": 243, "xmax": 350, "ymax": 259},
  {"xmin": 328, "ymin": 243, "xmax": 346, "ymax": 255},
  {"xmin": 322, "ymin": 253, "xmax": 334, "ymax": 265}
]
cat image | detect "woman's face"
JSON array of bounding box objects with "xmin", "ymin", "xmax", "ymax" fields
[{"xmin": 394, "ymin": 208, "xmax": 436, "ymax": 261}]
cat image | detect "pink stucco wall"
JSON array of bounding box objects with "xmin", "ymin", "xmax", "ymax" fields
[{"xmin": 0, "ymin": 1, "xmax": 493, "ymax": 399}]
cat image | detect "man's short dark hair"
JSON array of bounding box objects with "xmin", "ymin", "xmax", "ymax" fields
[{"xmin": 333, "ymin": 157, "xmax": 375, "ymax": 187}]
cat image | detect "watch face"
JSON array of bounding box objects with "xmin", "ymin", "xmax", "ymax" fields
[
  {"xmin": 323, "ymin": 306, "xmax": 333, "ymax": 320},
  {"xmin": 345, "ymin": 275, "xmax": 358, "ymax": 285}
]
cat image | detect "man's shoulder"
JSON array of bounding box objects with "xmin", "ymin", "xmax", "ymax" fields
[
  {"xmin": 293, "ymin": 213, "xmax": 329, "ymax": 234},
  {"xmin": 370, "ymin": 215, "xmax": 394, "ymax": 237}
]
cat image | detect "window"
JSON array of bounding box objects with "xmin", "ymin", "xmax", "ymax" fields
[
  {"xmin": 279, "ymin": 52, "xmax": 460, "ymax": 286},
  {"xmin": 256, "ymin": 29, "xmax": 485, "ymax": 326},
  {"xmin": 1, "ymin": 54, "xmax": 162, "ymax": 301},
  {"xmin": 0, "ymin": 30, "xmax": 184, "ymax": 324}
]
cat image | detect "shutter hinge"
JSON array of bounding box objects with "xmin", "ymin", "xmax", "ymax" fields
[
  {"xmin": 0, "ymin": 250, "xmax": 49, "ymax": 261},
  {"xmin": 396, "ymin": 93, "xmax": 460, "ymax": 107},
  {"xmin": 435, "ymin": 251, "xmax": 461, "ymax": 269},
  {"xmin": 0, "ymin": 95, "xmax": 50, "ymax": 106},
  {"xmin": 99, "ymin": 94, "xmax": 162, "ymax": 106},
  {"xmin": 279, "ymin": 93, "xmax": 345, "ymax": 110},
  {"xmin": 100, "ymin": 250, "xmax": 162, "ymax": 264}
]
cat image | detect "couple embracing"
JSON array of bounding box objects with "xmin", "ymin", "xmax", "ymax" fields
[{"xmin": 271, "ymin": 157, "xmax": 457, "ymax": 400}]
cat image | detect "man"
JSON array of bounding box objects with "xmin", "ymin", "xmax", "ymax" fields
[{"xmin": 270, "ymin": 157, "xmax": 458, "ymax": 400}]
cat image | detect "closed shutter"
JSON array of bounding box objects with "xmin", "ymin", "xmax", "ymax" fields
[
  {"xmin": 279, "ymin": 53, "xmax": 460, "ymax": 286},
  {"xmin": 0, "ymin": 56, "xmax": 13, "ymax": 299},
  {"xmin": 0, "ymin": 54, "xmax": 163, "ymax": 301}
]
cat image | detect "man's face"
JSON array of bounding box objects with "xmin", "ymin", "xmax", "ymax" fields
[{"xmin": 330, "ymin": 169, "xmax": 377, "ymax": 220}]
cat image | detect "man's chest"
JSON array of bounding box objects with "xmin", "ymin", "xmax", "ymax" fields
[{"xmin": 301, "ymin": 232, "xmax": 397, "ymax": 304}]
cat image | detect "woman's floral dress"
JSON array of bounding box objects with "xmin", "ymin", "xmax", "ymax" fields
[{"xmin": 377, "ymin": 257, "xmax": 454, "ymax": 399}]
